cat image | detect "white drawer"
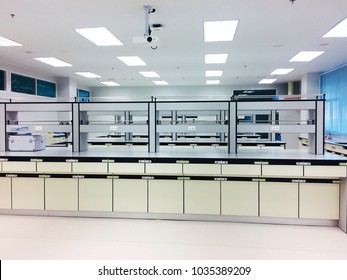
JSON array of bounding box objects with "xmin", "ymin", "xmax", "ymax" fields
[
  {"xmin": 37, "ymin": 162, "xmax": 72, "ymax": 173},
  {"xmin": 183, "ymin": 164, "xmax": 221, "ymax": 176},
  {"xmin": 262, "ymin": 165, "xmax": 303, "ymax": 177},
  {"xmin": 146, "ymin": 163, "xmax": 182, "ymax": 175},
  {"xmin": 109, "ymin": 162, "xmax": 145, "ymax": 174},
  {"xmin": 304, "ymin": 165, "xmax": 346, "ymax": 178},
  {"xmin": 222, "ymin": 164, "xmax": 261, "ymax": 176},
  {"xmin": 2, "ymin": 161, "xmax": 36, "ymax": 172},
  {"xmin": 72, "ymin": 162, "xmax": 108, "ymax": 173}
]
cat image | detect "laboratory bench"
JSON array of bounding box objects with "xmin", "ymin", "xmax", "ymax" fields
[{"xmin": 1, "ymin": 146, "xmax": 347, "ymax": 233}]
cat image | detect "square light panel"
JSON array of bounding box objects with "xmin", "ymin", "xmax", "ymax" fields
[
  {"xmin": 204, "ymin": 20, "xmax": 239, "ymax": 42},
  {"xmin": 153, "ymin": 81, "xmax": 168, "ymax": 85},
  {"xmin": 101, "ymin": 81, "xmax": 119, "ymax": 86},
  {"xmin": 271, "ymin": 68, "xmax": 294, "ymax": 75},
  {"xmin": 205, "ymin": 54, "xmax": 228, "ymax": 64},
  {"xmin": 206, "ymin": 70, "xmax": 223, "ymax": 77},
  {"xmin": 118, "ymin": 56, "xmax": 146, "ymax": 66},
  {"xmin": 76, "ymin": 72, "xmax": 101, "ymax": 78},
  {"xmin": 34, "ymin": 57, "xmax": 72, "ymax": 67},
  {"xmin": 323, "ymin": 17, "xmax": 347, "ymax": 37},
  {"xmin": 289, "ymin": 51, "xmax": 325, "ymax": 62},
  {"xmin": 206, "ymin": 80, "xmax": 220, "ymax": 85},
  {"xmin": 139, "ymin": 71, "xmax": 160, "ymax": 78},
  {"xmin": 75, "ymin": 27, "xmax": 123, "ymax": 46},
  {"xmin": 0, "ymin": 36, "xmax": 22, "ymax": 47},
  {"xmin": 259, "ymin": 79, "xmax": 277, "ymax": 84}
]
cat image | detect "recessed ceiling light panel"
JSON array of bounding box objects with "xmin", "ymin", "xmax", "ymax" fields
[
  {"xmin": 153, "ymin": 81, "xmax": 168, "ymax": 85},
  {"xmin": 204, "ymin": 20, "xmax": 239, "ymax": 42},
  {"xmin": 101, "ymin": 81, "xmax": 119, "ymax": 86},
  {"xmin": 0, "ymin": 36, "xmax": 22, "ymax": 47},
  {"xmin": 118, "ymin": 56, "xmax": 146, "ymax": 66},
  {"xmin": 75, "ymin": 27, "xmax": 123, "ymax": 46},
  {"xmin": 76, "ymin": 72, "xmax": 101, "ymax": 78},
  {"xmin": 259, "ymin": 79, "xmax": 277, "ymax": 84},
  {"xmin": 139, "ymin": 71, "xmax": 160, "ymax": 77},
  {"xmin": 323, "ymin": 17, "xmax": 347, "ymax": 37},
  {"xmin": 271, "ymin": 68, "xmax": 294, "ymax": 75},
  {"xmin": 289, "ymin": 51, "xmax": 325, "ymax": 62},
  {"xmin": 205, "ymin": 54, "xmax": 228, "ymax": 64},
  {"xmin": 206, "ymin": 70, "xmax": 223, "ymax": 77},
  {"xmin": 34, "ymin": 57, "xmax": 72, "ymax": 67}
]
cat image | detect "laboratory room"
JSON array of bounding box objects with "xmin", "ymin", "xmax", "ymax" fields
[{"xmin": 1, "ymin": 0, "xmax": 347, "ymax": 263}]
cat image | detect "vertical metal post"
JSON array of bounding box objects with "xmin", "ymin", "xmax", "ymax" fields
[
  {"xmin": 219, "ymin": 110, "xmax": 226, "ymax": 142},
  {"xmin": 0, "ymin": 103, "xmax": 6, "ymax": 151},
  {"xmin": 125, "ymin": 111, "xmax": 133, "ymax": 141},
  {"xmin": 172, "ymin": 110, "xmax": 177, "ymax": 141},
  {"xmin": 72, "ymin": 103, "xmax": 88, "ymax": 152},
  {"xmin": 308, "ymin": 99, "xmax": 324, "ymax": 155},
  {"xmin": 148, "ymin": 101, "xmax": 158, "ymax": 153},
  {"xmin": 228, "ymin": 101, "xmax": 237, "ymax": 154}
]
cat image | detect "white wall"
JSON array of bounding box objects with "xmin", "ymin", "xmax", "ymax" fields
[{"xmin": 91, "ymin": 84, "xmax": 289, "ymax": 100}]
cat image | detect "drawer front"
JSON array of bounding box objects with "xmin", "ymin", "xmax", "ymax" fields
[
  {"xmin": 72, "ymin": 162, "xmax": 108, "ymax": 173},
  {"xmin": 146, "ymin": 163, "xmax": 182, "ymax": 175},
  {"xmin": 183, "ymin": 164, "xmax": 221, "ymax": 176},
  {"xmin": 262, "ymin": 165, "xmax": 303, "ymax": 177},
  {"xmin": 304, "ymin": 166, "xmax": 346, "ymax": 178},
  {"xmin": 222, "ymin": 164, "xmax": 261, "ymax": 176},
  {"xmin": 37, "ymin": 162, "xmax": 72, "ymax": 173},
  {"xmin": 109, "ymin": 163, "xmax": 145, "ymax": 174},
  {"xmin": 2, "ymin": 161, "xmax": 36, "ymax": 172}
]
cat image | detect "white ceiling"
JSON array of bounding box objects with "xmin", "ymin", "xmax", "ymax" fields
[{"xmin": 1, "ymin": 0, "xmax": 347, "ymax": 88}]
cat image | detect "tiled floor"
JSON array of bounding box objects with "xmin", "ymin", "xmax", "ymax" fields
[{"xmin": 1, "ymin": 214, "xmax": 347, "ymax": 260}]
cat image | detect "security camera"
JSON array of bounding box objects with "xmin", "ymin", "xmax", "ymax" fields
[{"xmin": 146, "ymin": 36, "xmax": 153, "ymax": 42}]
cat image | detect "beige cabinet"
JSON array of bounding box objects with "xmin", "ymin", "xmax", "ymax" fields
[
  {"xmin": 183, "ymin": 164, "xmax": 221, "ymax": 176},
  {"xmin": 79, "ymin": 179, "xmax": 112, "ymax": 212},
  {"xmin": 262, "ymin": 165, "xmax": 303, "ymax": 177},
  {"xmin": 222, "ymin": 164, "xmax": 261, "ymax": 176},
  {"xmin": 221, "ymin": 181, "xmax": 258, "ymax": 216},
  {"xmin": 72, "ymin": 162, "xmax": 108, "ymax": 173},
  {"xmin": 0, "ymin": 177, "xmax": 12, "ymax": 209},
  {"xmin": 109, "ymin": 163, "xmax": 145, "ymax": 174},
  {"xmin": 299, "ymin": 183, "xmax": 339, "ymax": 219},
  {"xmin": 2, "ymin": 161, "xmax": 36, "ymax": 172},
  {"xmin": 184, "ymin": 180, "xmax": 220, "ymax": 215},
  {"xmin": 114, "ymin": 179, "xmax": 147, "ymax": 212},
  {"xmin": 45, "ymin": 178, "xmax": 78, "ymax": 211},
  {"xmin": 260, "ymin": 182, "xmax": 298, "ymax": 218},
  {"xmin": 37, "ymin": 162, "xmax": 71, "ymax": 173},
  {"xmin": 146, "ymin": 163, "xmax": 182, "ymax": 175},
  {"xmin": 304, "ymin": 166, "xmax": 346, "ymax": 178},
  {"xmin": 148, "ymin": 180, "xmax": 183, "ymax": 214},
  {"xmin": 12, "ymin": 177, "xmax": 44, "ymax": 210}
]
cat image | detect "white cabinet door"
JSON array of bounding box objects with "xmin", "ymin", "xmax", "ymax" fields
[
  {"xmin": 184, "ymin": 180, "xmax": 220, "ymax": 215},
  {"xmin": 146, "ymin": 163, "xmax": 182, "ymax": 175},
  {"xmin": 148, "ymin": 180, "xmax": 183, "ymax": 214},
  {"xmin": 260, "ymin": 182, "xmax": 298, "ymax": 218},
  {"xmin": 304, "ymin": 166, "xmax": 346, "ymax": 178},
  {"xmin": 2, "ymin": 161, "xmax": 36, "ymax": 172},
  {"xmin": 109, "ymin": 163, "xmax": 145, "ymax": 174},
  {"xmin": 262, "ymin": 165, "xmax": 303, "ymax": 177},
  {"xmin": 45, "ymin": 178, "xmax": 78, "ymax": 211},
  {"xmin": 221, "ymin": 181, "xmax": 258, "ymax": 216},
  {"xmin": 37, "ymin": 162, "xmax": 71, "ymax": 173},
  {"xmin": 0, "ymin": 177, "xmax": 12, "ymax": 209},
  {"xmin": 72, "ymin": 162, "xmax": 108, "ymax": 173},
  {"xmin": 299, "ymin": 183, "xmax": 339, "ymax": 219},
  {"xmin": 79, "ymin": 179, "xmax": 112, "ymax": 212},
  {"xmin": 12, "ymin": 178, "xmax": 44, "ymax": 210},
  {"xmin": 183, "ymin": 164, "xmax": 221, "ymax": 176},
  {"xmin": 222, "ymin": 164, "xmax": 261, "ymax": 176},
  {"xmin": 114, "ymin": 179, "xmax": 147, "ymax": 213}
]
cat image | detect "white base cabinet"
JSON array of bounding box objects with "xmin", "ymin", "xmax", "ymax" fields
[
  {"xmin": 0, "ymin": 177, "xmax": 12, "ymax": 209},
  {"xmin": 45, "ymin": 178, "xmax": 78, "ymax": 211},
  {"xmin": 12, "ymin": 178, "xmax": 44, "ymax": 210},
  {"xmin": 79, "ymin": 179, "xmax": 112, "ymax": 212}
]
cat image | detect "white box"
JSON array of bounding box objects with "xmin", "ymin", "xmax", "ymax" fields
[{"xmin": 9, "ymin": 135, "xmax": 45, "ymax": 151}]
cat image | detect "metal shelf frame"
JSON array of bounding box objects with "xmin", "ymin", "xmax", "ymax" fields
[{"xmin": 0, "ymin": 98, "xmax": 325, "ymax": 154}]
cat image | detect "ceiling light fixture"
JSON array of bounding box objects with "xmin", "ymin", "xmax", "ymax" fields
[
  {"xmin": 206, "ymin": 80, "xmax": 220, "ymax": 85},
  {"xmin": 0, "ymin": 36, "xmax": 22, "ymax": 47},
  {"xmin": 204, "ymin": 20, "xmax": 239, "ymax": 42},
  {"xmin": 205, "ymin": 54, "xmax": 228, "ymax": 64},
  {"xmin": 153, "ymin": 81, "xmax": 168, "ymax": 85},
  {"xmin": 270, "ymin": 68, "xmax": 294, "ymax": 75},
  {"xmin": 101, "ymin": 81, "xmax": 119, "ymax": 86},
  {"xmin": 289, "ymin": 51, "xmax": 325, "ymax": 62},
  {"xmin": 259, "ymin": 79, "xmax": 277, "ymax": 84},
  {"xmin": 206, "ymin": 70, "xmax": 223, "ymax": 77},
  {"xmin": 117, "ymin": 56, "xmax": 147, "ymax": 66},
  {"xmin": 139, "ymin": 71, "xmax": 160, "ymax": 77},
  {"xmin": 34, "ymin": 57, "xmax": 72, "ymax": 67},
  {"xmin": 75, "ymin": 27, "xmax": 123, "ymax": 46},
  {"xmin": 75, "ymin": 72, "xmax": 101, "ymax": 78},
  {"xmin": 323, "ymin": 17, "xmax": 347, "ymax": 37}
]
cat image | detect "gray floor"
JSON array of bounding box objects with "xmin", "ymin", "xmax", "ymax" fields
[{"xmin": 1, "ymin": 215, "xmax": 347, "ymax": 260}]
